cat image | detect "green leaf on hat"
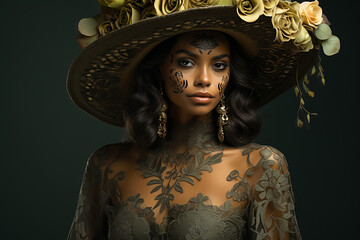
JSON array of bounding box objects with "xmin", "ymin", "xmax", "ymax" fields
[
  {"xmin": 78, "ymin": 18, "xmax": 99, "ymax": 37},
  {"xmin": 314, "ymin": 23, "xmax": 332, "ymax": 40},
  {"xmin": 322, "ymin": 35, "xmax": 340, "ymax": 56}
]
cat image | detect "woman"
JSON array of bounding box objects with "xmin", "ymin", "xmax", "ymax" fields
[{"xmin": 67, "ymin": 0, "xmax": 339, "ymax": 239}]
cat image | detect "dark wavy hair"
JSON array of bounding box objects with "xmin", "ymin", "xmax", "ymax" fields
[{"xmin": 122, "ymin": 31, "xmax": 261, "ymax": 149}]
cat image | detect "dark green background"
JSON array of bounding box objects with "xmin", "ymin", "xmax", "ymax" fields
[{"xmin": 1, "ymin": 1, "xmax": 359, "ymax": 239}]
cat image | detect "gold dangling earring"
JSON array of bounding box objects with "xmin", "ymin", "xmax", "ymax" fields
[
  {"xmin": 158, "ymin": 88, "xmax": 167, "ymax": 139},
  {"xmin": 216, "ymin": 94, "xmax": 229, "ymax": 143}
]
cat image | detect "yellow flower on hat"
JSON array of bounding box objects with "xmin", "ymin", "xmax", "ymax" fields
[
  {"xmin": 272, "ymin": 1, "xmax": 302, "ymax": 43},
  {"xmin": 154, "ymin": 0, "xmax": 185, "ymax": 16},
  {"xmin": 98, "ymin": 0, "xmax": 126, "ymax": 8},
  {"xmin": 294, "ymin": 26, "xmax": 314, "ymax": 52},
  {"xmin": 98, "ymin": 21, "xmax": 115, "ymax": 36},
  {"xmin": 235, "ymin": 0, "xmax": 264, "ymax": 23},
  {"xmin": 299, "ymin": 1, "xmax": 323, "ymax": 28},
  {"xmin": 115, "ymin": 2, "xmax": 141, "ymax": 28},
  {"xmin": 263, "ymin": 0, "xmax": 279, "ymax": 16},
  {"xmin": 183, "ymin": 0, "xmax": 219, "ymax": 8}
]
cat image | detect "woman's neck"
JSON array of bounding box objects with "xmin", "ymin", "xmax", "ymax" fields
[
  {"xmin": 167, "ymin": 101, "xmax": 211, "ymax": 126},
  {"xmin": 164, "ymin": 112, "xmax": 220, "ymax": 151}
]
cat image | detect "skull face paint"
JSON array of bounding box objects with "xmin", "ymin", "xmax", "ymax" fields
[{"xmin": 161, "ymin": 31, "xmax": 231, "ymax": 122}]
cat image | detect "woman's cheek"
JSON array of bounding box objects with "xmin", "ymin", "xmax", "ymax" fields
[
  {"xmin": 217, "ymin": 72, "xmax": 230, "ymax": 97},
  {"xmin": 168, "ymin": 68, "xmax": 188, "ymax": 94},
  {"xmin": 163, "ymin": 56, "xmax": 189, "ymax": 95}
]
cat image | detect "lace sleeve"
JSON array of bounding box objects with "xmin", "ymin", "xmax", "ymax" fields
[
  {"xmin": 67, "ymin": 149, "xmax": 109, "ymax": 240},
  {"xmin": 247, "ymin": 146, "xmax": 302, "ymax": 240}
]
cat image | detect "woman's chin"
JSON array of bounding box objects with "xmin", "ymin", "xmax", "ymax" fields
[{"xmin": 187, "ymin": 107, "xmax": 215, "ymax": 117}]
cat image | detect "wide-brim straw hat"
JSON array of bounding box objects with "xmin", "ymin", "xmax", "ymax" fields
[{"xmin": 67, "ymin": 0, "xmax": 339, "ymax": 127}]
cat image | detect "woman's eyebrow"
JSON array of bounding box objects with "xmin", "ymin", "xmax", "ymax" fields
[
  {"xmin": 175, "ymin": 49, "xmax": 198, "ymax": 58},
  {"xmin": 174, "ymin": 49, "xmax": 229, "ymax": 61},
  {"xmin": 212, "ymin": 54, "xmax": 229, "ymax": 61}
]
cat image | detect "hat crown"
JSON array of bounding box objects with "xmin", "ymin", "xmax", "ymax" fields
[{"xmin": 79, "ymin": 0, "xmax": 337, "ymax": 56}]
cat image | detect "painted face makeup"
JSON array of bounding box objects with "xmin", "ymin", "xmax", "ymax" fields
[
  {"xmin": 169, "ymin": 68, "xmax": 188, "ymax": 94},
  {"xmin": 190, "ymin": 33, "xmax": 220, "ymax": 55},
  {"xmin": 161, "ymin": 31, "xmax": 231, "ymax": 122},
  {"xmin": 218, "ymin": 72, "xmax": 230, "ymax": 96}
]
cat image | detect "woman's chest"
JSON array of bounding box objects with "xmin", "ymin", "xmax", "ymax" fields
[
  {"xmin": 105, "ymin": 191, "xmax": 249, "ymax": 240},
  {"xmin": 103, "ymin": 148, "xmax": 252, "ymax": 239},
  {"xmin": 116, "ymin": 148, "xmax": 249, "ymax": 212}
]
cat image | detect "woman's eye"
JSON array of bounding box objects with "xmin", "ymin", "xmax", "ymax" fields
[
  {"xmin": 213, "ymin": 63, "xmax": 228, "ymax": 71},
  {"xmin": 178, "ymin": 59, "xmax": 194, "ymax": 67}
]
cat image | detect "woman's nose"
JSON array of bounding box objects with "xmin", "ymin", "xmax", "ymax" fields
[{"xmin": 194, "ymin": 65, "xmax": 211, "ymax": 87}]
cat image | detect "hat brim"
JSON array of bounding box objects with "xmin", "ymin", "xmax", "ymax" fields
[{"xmin": 67, "ymin": 6, "xmax": 319, "ymax": 127}]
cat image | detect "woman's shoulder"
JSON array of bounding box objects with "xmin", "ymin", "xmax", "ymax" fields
[
  {"xmin": 87, "ymin": 141, "xmax": 139, "ymax": 168},
  {"xmin": 225, "ymin": 142, "xmax": 288, "ymax": 172}
]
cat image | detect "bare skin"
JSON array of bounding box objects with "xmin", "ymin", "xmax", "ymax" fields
[{"xmin": 161, "ymin": 31, "xmax": 231, "ymax": 125}]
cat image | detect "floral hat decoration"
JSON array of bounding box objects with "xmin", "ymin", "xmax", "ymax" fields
[{"xmin": 67, "ymin": 0, "xmax": 340, "ymax": 127}]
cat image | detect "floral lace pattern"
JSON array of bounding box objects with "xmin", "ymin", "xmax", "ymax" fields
[
  {"xmin": 67, "ymin": 119, "xmax": 301, "ymax": 240},
  {"xmin": 137, "ymin": 121, "xmax": 223, "ymax": 214}
]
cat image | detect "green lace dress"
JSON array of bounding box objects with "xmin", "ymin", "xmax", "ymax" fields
[{"xmin": 67, "ymin": 118, "xmax": 302, "ymax": 240}]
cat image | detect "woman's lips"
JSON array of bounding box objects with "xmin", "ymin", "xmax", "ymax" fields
[
  {"xmin": 188, "ymin": 92, "xmax": 214, "ymax": 104},
  {"xmin": 189, "ymin": 96, "xmax": 213, "ymax": 104}
]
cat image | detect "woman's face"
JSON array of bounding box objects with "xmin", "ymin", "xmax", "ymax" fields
[{"xmin": 161, "ymin": 31, "xmax": 230, "ymax": 123}]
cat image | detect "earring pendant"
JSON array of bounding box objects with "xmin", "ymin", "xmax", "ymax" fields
[
  {"xmin": 158, "ymin": 89, "xmax": 167, "ymax": 139},
  {"xmin": 217, "ymin": 94, "xmax": 229, "ymax": 143}
]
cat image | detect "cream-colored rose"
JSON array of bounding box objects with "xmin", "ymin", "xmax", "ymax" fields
[
  {"xmin": 154, "ymin": 0, "xmax": 185, "ymax": 16},
  {"xmin": 300, "ymin": 1, "xmax": 323, "ymax": 28},
  {"xmin": 183, "ymin": 0, "xmax": 219, "ymax": 9},
  {"xmin": 263, "ymin": 0, "xmax": 279, "ymax": 16},
  {"xmin": 98, "ymin": 0, "xmax": 126, "ymax": 8},
  {"xmin": 294, "ymin": 26, "xmax": 314, "ymax": 52},
  {"xmin": 98, "ymin": 21, "xmax": 115, "ymax": 36},
  {"xmin": 235, "ymin": 0, "xmax": 264, "ymax": 23},
  {"xmin": 115, "ymin": 2, "xmax": 141, "ymax": 28},
  {"xmin": 272, "ymin": 1, "xmax": 302, "ymax": 42}
]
